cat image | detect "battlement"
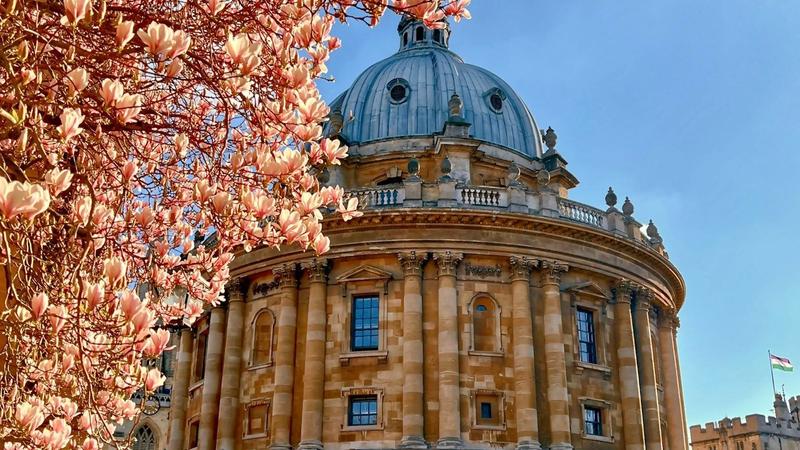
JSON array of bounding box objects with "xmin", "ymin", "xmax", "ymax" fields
[{"xmin": 690, "ymin": 415, "xmax": 800, "ymax": 443}]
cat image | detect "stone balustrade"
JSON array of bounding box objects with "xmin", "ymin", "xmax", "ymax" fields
[{"xmin": 340, "ymin": 182, "xmax": 669, "ymax": 257}]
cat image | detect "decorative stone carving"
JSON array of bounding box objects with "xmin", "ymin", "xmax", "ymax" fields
[
  {"xmin": 440, "ymin": 155, "xmax": 452, "ymax": 181},
  {"xmin": 398, "ymin": 251, "xmax": 427, "ymax": 276},
  {"xmin": 464, "ymin": 262, "xmax": 502, "ymax": 278},
  {"xmin": 539, "ymin": 260, "xmax": 568, "ymax": 284},
  {"xmin": 329, "ymin": 109, "xmax": 344, "ymax": 136},
  {"xmin": 634, "ymin": 286, "xmax": 654, "ymax": 311},
  {"xmin": 508, "ymin": 256, "xmax": 534, "ymax": 281},
  {"xmin": 226, "ymin": 277, "xmax": 248, "ymax": 302},
  {"xmin": 536, "ymin": 169, "xmax": 550, "ymax": 187},
  {"xmin": 605, "ymin": 187, "xmax": 617, "ymax": 208},
  {"xmin": 273, "ymin": 264, "xmax": 298, "ymax": 289},
  {"xmin": 433, "ymin": 251, "xmax": 463, "ymax": 277},
  {"xmin": 407, "ymin": 157, "xmax": 420, "ymax": 180},
  {"xmin": 253, "ymin": 279, "xmax": 280, "ymax": 297},
  {"xmin": 507, "ymin": 162, "xmax": 521, "ymax": 187},
  {"xmin": 647, "ymin": 220, "xmax": 662, "ymax": 242},
  {"xmin": 542, "ymin": 126, "xmax": 557, "ymax": 151},
  {"xmin": 302, "ymin": 259, "xmax": 328, "ymax": 283},
  {"xmin": 612, "ymin": 279, "xmax": 635, "ymax": 304},
  {"xmin": 622, "ymin": 196, "xmax": 634, "ymax": 217}
]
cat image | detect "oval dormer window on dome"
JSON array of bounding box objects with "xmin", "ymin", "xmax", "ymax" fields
[
  {"xmin": 387, "ymin": 78, "xmax": 410, "ymax": 104},
  {"xmin": 485, "ymin": 88, "xmax": 507, "ymax": 113}
]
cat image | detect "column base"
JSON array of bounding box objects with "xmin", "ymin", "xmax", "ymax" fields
[
  {"xmin": 548, "ymin": 444, "xmax": 573, "ymax": 450},
  {"xmin": 297, "ymin": 440, "xmax": 323, "ymax": 450},
  {"xmin": 435, "ymin": 437, "xmax": 463, "ymax": 449},
  {"xmin": 516, "ymin": 440, "xmax": 542, "ymax": 450},
  {"xmin": 400, "ymin": 436, "xmax": 429, "ymax": 449},
  {"xmin": 270, "ymin": 444, "xmax": 293, "ymax": 450}
]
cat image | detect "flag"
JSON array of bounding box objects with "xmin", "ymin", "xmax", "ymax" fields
[{"xmin": 771, "ymin": 354, "xmax": 794, "ymax": 372}]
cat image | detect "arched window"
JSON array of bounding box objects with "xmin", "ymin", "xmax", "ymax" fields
[
  {"xmin": 132, "ymin": 425, "xmax": 156, "ymax": 450},
  {"xmin": 433, "ymin": 29, "xmax": 441, "ymax": 43},
  {"xmin": 415, "ymin": 26, "xmax": 424, "ymax": 42},
  {"xmin": 403, "ymin": 32, "xmax": 409, "ymax": 46},
  {"xmin": 251, "ymin": 309, "xmax": 275, "ymax": 366},
  {"xmin": 470, "ymin": 296, "xmax": 500, "ymax": 353}
]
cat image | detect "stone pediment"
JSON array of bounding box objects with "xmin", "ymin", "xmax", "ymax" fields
[
  {"xmin": 563, "ymin": 280, "xmax": 611, "ymax": 299},
  {"xmin": 336, "ymin": 265, "xmax": 394, "ymax": 283}
]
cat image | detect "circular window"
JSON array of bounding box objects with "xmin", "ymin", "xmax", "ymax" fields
[
  {"xmin": 390, "ymin": 85, "xmax": 407, "ymax": 102},
  {"xmin": 490, "ymin": 93, "xmax": 503, "ymax": 111},
  {"xmin": 476, "ymin": 304, "xmax": 488, "ymax": 312},
  {"xmin": 386, "ymin": 78, "xmax": 410, "ymax": 104}
]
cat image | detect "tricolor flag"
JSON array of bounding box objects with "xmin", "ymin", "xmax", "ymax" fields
[{"xmin": 770, "ymin": 354, "xmax": 794, "ymax": 372}]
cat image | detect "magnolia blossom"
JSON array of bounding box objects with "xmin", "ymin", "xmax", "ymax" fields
[{"xmin": 0, "ymin": 0, "xmax": 470, "ymax": 447}]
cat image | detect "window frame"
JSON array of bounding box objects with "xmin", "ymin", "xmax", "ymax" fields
[
  {"xmin": 347, "ymin": 395, "xmax": 379, "ymax": 427},
  {"xmin": 191, "ymin": 326, "xmax": 209, "ymax": 384},
  {"xmin": 576, "ymin": 307, "xmax": 598, "ymax": 364},
  {"xmin": 187, "ymin": 417, "xmax": 200, "ymax": 450},
  {"xmin": 350, "ymin": 295, "xmax": 380, "ymax": 352},
  {"xmin": 584, "ymin": 405, "xmax": 603, "ymax": 436},
  {"xmin": 337, "ymin": 265, "xmax": 392, "ymax": 365},
  {"xmin": 569, "ymin": 293, "xmax": 611, "ymax": 375},
  {"xmin": 249, "ymin": 308, "xmax": 276, "ymax": 369},
  {"xmin": 471, "ymin": 389, "xmax": 506, "ymax": 430},
  {"xmin": 132, "ymin": 424, "xmax": 157, "ymax": 450},
  {"xmin": 243, "ymin": 399, "xmax": 271, "ymax": 439},
  {"xmin": 467, "ymin": 293, "xmax": 504, "ymax": 357},
  {"xmin": 340, "ymin": 387, "xmax": 384, "ymax": 431},
  {"xmin": 579, "ymin": 398, "xmax": 614, "ymax": 443}
]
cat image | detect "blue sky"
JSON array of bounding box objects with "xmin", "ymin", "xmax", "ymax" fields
[{"xmin": 319, "ymin": 0, "xmax": 800, "ymax": 428}]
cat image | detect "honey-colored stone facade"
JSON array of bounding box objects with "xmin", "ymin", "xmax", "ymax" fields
[{"xmin": 152, "ymin": 18, "xmax": 688, "ymax": 450}]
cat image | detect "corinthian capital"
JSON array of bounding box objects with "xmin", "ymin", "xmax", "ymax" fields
[
  {"xmin": 509, "ymin": 256, "xmax": 535, "ymax": 281},
  {"xmin": 226, "ymin": 277, "xmax": 249, "ymax": 302},
  {"xmin": 273, "ymin": 263, "xmax": 298, "ymax": 289},
  {"xmin": 612, "ymin": 279, "xmax": 634, "ymax": 304},
  {"xmin": 657, "ymin": 307, "xmax": 680, "ymax": 331},
  {"xmin": 539, "ymin": 260, "xmax": 568, "ymax": 285},
  {"xmin": 634, "ymin": 286, "xmax": 654, "ymax": 311},
  {"xmin": 433, "ymin": 251, "xmax": 463, "ymax": 277},
  {"xmin": 301, "ymin": 258, "xmax": 328, "ymax": 283},
  {"xmin": 398, "ymin": 251, "xmax": 428, "ymax": 276}
]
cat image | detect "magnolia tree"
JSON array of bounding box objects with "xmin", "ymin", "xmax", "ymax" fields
[{"xmin": 0, "ymin": 0, "xmax": 470, "ymax": 448}]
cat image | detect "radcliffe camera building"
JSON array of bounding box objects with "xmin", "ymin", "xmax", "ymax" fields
[{"xmin": 135, "ymin": 18, "xmax": 689, "ymax": 450}]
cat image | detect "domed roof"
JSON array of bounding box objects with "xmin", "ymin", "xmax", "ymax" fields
[{"xmin": 329, "ymin": 20, "xmax": 544, "ymax": 158}]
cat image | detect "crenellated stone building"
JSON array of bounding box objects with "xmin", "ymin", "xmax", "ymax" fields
[
  {"xmin": 147, "ymin": 17, "xmax": 689, "ymax": 450},
  {"xmin": 690, "ymin": 395, "xmax": 800, "ymax": 450}
]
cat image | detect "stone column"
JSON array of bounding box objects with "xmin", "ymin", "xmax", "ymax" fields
[
  {"xmin": 633, "ymin": 288, "xmax": 663, "ymax": 450},
  {"xmin": 398, "ymin": 251, "xmax": 428, "ymax": 449},
  {"xmin": 198, "ymin": 306, "xmax": 226, "ymax": 450},
  {"xmin": 613, "ymin": 281, "xmax": 646, "ymax": 450},
  {"xmin": 271, "ymin": 264, "xmax": 299, "ymax": 450},
  {"xmin": 299, "ymin": 259, "xmax": 329, "ymax": 450},
  {"xmin": 167, "ymin": 328, "xmax": 193, "ymax": 450},
  {"xmin": 509, "ymin": 257, "xmax": 541, "ymax": 450},
  {"xmin": 216, "ymin": 278, "xmax": 247, "ymax": 450},
  {"xmin": 539, "ymin": 260, "xmax": 571, "ymax": 450},
  {"xmin": 433, "ymin": 251, "xmax": 463, "ymax": 449},
  {"xmin": 658, "ymin": 309, "xmax": 687, "ymax": 450}
]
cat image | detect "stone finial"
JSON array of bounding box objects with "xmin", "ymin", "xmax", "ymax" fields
[
  {"xmin": 605, "ymin": 187, "xmax": 617, "ymax": 208},
  {"xmin": 622, "ymin": 196, "xmax": 634, "ymax": 216},
  {"xmin": 329, "ymin": 109, "xmax": 344, "ymax": 136},
  {"xmin": 440, "ymin": 155, "xmax": 452, "ymax": 181},
  {"xmin": 407, "ymin": 157, "xmax": 420, "ymax": 180},
  {"xmin": 542, "ymin": 126, "xmax": 557, "ymax": 151},
  {"xmin": 646, "ymin": 220, "xmax": 662, "ymax": 241},
  {"xmin": 448, "ymin": 93, "xmax": 463, "ymax": 118},
  {"xmin": 536, "ymin": 169, "xmax": 550, "ymax": 187},
  {"xmin": 507, "ymin": 161, "xmax": 521, "ymax": 186}
]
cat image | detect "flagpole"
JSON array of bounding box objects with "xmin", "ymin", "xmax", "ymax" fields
[{"xmin": 769, "ymin": 350, "xmax": 777, "ymax": 395}]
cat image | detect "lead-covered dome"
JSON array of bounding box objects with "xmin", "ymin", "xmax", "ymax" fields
[{"xmin": 329, "ymin": 18, "xmax": 544, "ymax": 158}]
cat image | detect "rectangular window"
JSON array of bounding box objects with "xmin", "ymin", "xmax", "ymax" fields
[
  {"xmin": 576, "ymin": 308, "xmax": 597, "ymax": 364},
  {"xmin": 351, "ymin": 296, "xmax": 379, "ymax": 351},
  {"xmin": 584, "ymin": 406, "xmax": 603, "ymax": 436},
  {"xmin": 193, "ymin": 332, "xmax": 208, "ymax": 381},
  {"xmin": 188, "ymin": 420, "xmax": 200, "ymax": 448},
  {"xmin": 348, "ymin": 395, "xmax": 378, "ymax": 426},
  {"xmin": 480, "ymin": 402, "xmax": 492, "ymax": 419},
  {"xmin": 247, "ymin": 403, "xmax": 268, "ymax": 436}
]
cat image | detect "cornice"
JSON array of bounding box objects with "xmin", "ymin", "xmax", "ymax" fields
[{"xmin": 230, "ymin": 208, "xmax": 685, "ymax": 309}]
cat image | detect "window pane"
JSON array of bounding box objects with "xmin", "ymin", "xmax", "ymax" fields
[
  {"xmin": 348, "ymin": 396, "xmax": 378, "ymax": 426},
  {"xmin": 576, "ymin": 309, "xmax": 597, "ymax": 364},
  {"xmin": 352, "ymin": 296, "xmax": 379, "ymax": 351},
  {"xmin": 480, "ymin": 402, "xmax": 492, "ymax": 419},
  {"xmin": 584, "ymin": 406, "xmax": 603, "ymax": 436}
]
